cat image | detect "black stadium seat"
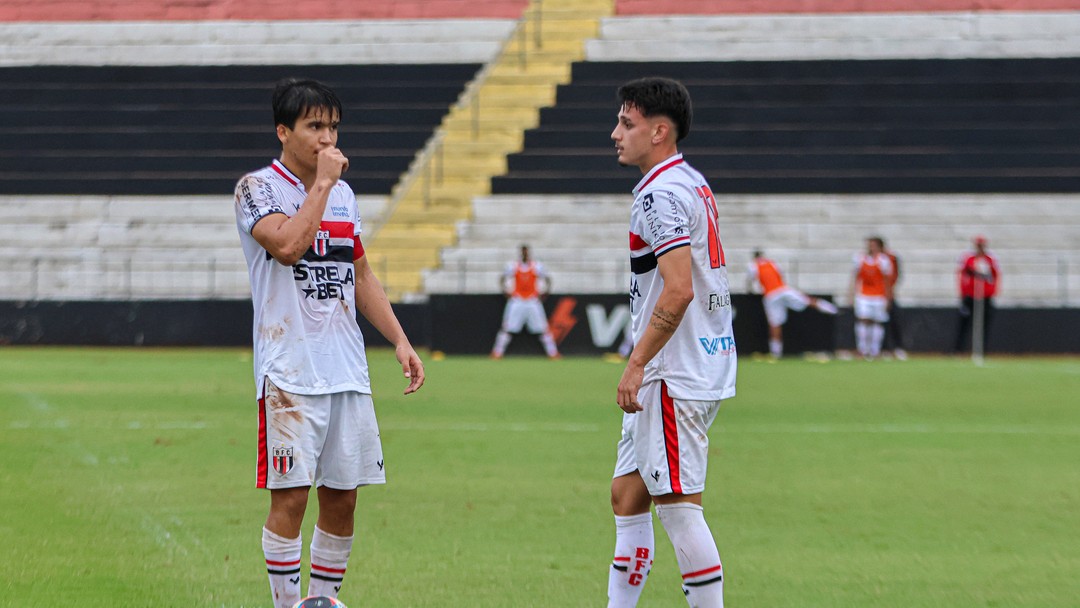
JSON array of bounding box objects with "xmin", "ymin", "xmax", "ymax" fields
[
  {"xmin": 492, "ymin": 58, "xmax": 1080, "ymax": 195},
  {"xmin": 0, "ymin": 64, "xmax": 480, "ymax": 196}
]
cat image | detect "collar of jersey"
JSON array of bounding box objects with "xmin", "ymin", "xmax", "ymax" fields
[
  {"xmin": 633, "ymin": 153, "xmax": 684, "ymax": 195},
  {"xmin": 271, "ymin": 159, "xmax": 305, "ymax": 191}
]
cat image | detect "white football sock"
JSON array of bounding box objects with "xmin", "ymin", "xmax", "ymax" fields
[
  {"xmin": 540, "ymin": 332, "xmax": 559, "ymax": 357},
  {"xmin": 656, "ymin": 503, "xmax": 724, "ymax": 608},
  {"xmin": 869, "ymin": 323, "xmax": 885, "ymax": 357},
  {"xmin": 855, "ymin": 323, "xmax": 869, "ymax": 356},
  {"xmin": 607, "ymin": 512, "xmax": 654, "ymax": 608},
  {"xmin": 262, "ymin": 527, "xmax": 303, "ymax": 608},
  {"xmin": 308, "ymin": 527, "xmax": 353, "ymax": 598},
  {"xmin": 492, "ymin": 330, "xmax": 511, "ymax": 356},
  {"xmin": 768, "ymin": 338, "xmax": 782, "ymax": 358}
]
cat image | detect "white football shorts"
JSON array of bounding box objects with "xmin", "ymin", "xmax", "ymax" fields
[
  {"xmin": 257, "ymin": 377, "xmax": 385, "ymax": 490},
  {"xmin": 762, "ymin": 286, "xmax": 811, "ymax": 327},
  {"xmin": 613, "ymin": 380, "xmax": 723, "ymax": 496},
  {"xmin": 854, "ymin": 295, "xmax": 890, "ymax": 323},
  {"xmin": 502, "ymin": 296, "xmax": 549, "ymax": 334}
]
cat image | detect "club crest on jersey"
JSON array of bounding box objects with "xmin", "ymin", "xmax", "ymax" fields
[
  {"xmin": 313, "ymin": 230, "xmax": 331, "ymax": 257},
  {"xmin": 272, "ymin": 446, "xmax": 294, "ymax": 476}
]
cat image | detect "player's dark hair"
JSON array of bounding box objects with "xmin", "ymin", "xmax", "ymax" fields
[
  {"xmin": 617, "ymin": 77, "xmax": 693, "ymax": 142},
  {"xmin": 752, "ymin": 249, "xmax": 763, "ymax": 258},
  {"xmin": 272, "ymin": 78, "xmax": 342, "ymax": 129},
  {"xmin": 868, "ymin": 236, "xmax": 885, "ymax": 249}
]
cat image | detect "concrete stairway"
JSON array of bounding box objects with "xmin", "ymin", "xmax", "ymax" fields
[{"xmin": 366, "ymin": 0, "xmax": 614, "ymax": 301}]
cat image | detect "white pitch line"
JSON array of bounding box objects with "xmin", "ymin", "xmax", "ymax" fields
[
  {"xmin": 381, "ymin": 421, "xmax": 602, "ymax": 433},
  {"xmin": 7, "ymin": 420, "xmax": 208, "ymax": 430},
  {"xmin": 722, "ymin": 424, "xmax": 1080, "ymax": 436}
]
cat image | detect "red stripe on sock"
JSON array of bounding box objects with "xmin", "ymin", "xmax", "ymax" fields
[
  {"xmin": 613, "ymin": 556, "xmax": 631, "ymax": 562},
  {"xmin": 661, "ymin": 381, "xmax": 682, "ymax": 494},
  {"xmin": 266, "ymin": 559, "xmax": 301, "ymax": 567},
  {"xmin": 682, "ymin": 563, "xmax": 723, "ymax": 580},
  {"xmin": 311, "ymin": 563, "xmax": 347, "ymax": 574}
]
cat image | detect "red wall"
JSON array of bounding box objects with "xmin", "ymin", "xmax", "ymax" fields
[
  {"xmin": 0, "ymin": 0, "xmax": 529, "ymax": 21},
  {"xmin": 616, "ymin": 0, "xmax": 1080, "ymax": 14}
]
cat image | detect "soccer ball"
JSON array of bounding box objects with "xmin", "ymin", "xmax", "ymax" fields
[{"xmin": 292, "ymin": 597, "xmax": 347, "ymax": 608}]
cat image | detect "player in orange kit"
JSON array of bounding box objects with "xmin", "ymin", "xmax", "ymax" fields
[
  {"xmin": 747, "ymin": 250, "xmax": 837, "ymax": 358},
  {"xmin": 490, "ymin": 245, "xmax": 560, "ymax": 359},
  {"xmin": 848, "ymin": 237, "xmax": 894, "ymax": 360}
]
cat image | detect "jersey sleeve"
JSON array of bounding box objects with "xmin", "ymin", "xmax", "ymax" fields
[
  {"xmin": 879, "ymin": 255, "xmax": 894, "ymax": 276},
  {"xmin": 346, "ymin": 186, "xmax": 365, "ymax": 260},
  {"xmin": 634, "ymin": 188, "xmax": 692, "ymax": 257},
  {"xmin": 235, "ymin": 174, "xmax": 285, "ymax": 235}
]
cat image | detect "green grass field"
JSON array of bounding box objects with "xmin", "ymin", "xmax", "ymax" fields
[{"xmin": 2, "ymin": 347, "xmax": 1079, "ymax": 607}]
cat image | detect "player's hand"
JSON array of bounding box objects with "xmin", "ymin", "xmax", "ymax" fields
[
  {"xmin": 396, "ymin": 343, "xmax": 425, "ymax": 395},
  {"xmin": 616, "ymin": 361, "xmax": 645, "ymax": 414},
  {"xmin": 316, "ymin": 147, "xmax": 349, "ymax": 185}
]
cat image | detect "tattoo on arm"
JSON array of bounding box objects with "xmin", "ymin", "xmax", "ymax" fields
[{"xmin": 649, "ymin": 307, "xmax": 681, "ymax": 334}]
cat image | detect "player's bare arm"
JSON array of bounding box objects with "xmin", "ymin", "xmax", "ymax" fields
[
  {"xmin": 353, "ymin": 254, "xmax": 426, "ymax": 394},
  {"xmin": 617, "ymin": 246, "xmax": 694, "ymax": 413},
  {"xmin": 251, "ymin": 147, "xmax": 348, "ymax": 266}
]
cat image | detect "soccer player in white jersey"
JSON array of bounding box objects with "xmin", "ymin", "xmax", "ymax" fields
[
  {"xmin": 607, "ymin": 77, "xmax": 737, "ymax": 608},
  {"xmin": 234, "ymin": 79, "xmax": 425, "ymax": 608}
]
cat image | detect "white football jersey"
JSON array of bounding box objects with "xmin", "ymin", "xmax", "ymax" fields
[
  {"xmin": 628, "ymin": 154, "xmax": 737, "ymax": 401},
  {"xmin": 235, "ymin": 159, "xmax": 370, "ymax": 398}
]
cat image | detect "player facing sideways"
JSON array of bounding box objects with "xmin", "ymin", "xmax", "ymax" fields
[
  {"xmin": 607, "ymin": 77, "xmax": 737, "ymax": 608},
  {"xmin": 490, "ymin": 244, "xmax": 560, "ymax": 359},
  {"xmin": 746, "ymin": 250, "xmax": 837, "ymax": 358},
  {"xmin": 848, "ymin": 236, "xmax": 894, "ymax": 360},
  {"xmin": 234, "ymin": 79, "xmax": 425, "ymax": 608}
]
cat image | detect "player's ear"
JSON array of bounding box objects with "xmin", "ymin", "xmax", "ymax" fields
[
  {"xmin": 276, "ymin": 123, "xmax": 289, "ymax": 146},
  {"xmin": 651, "ymin": 119, "xmax": 671, "ymax": 144}
]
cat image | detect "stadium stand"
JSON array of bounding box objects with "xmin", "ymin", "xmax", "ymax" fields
[
  {"xmin": 0, "ymin": 7, "xmax": 522, "ymax": 300},
  {"xmin": 0, "ymin": 64, "xmax": 480, "ymax": 196},
  {"xmin": 424, "ymin": 193, "xmax": 1080, "ymax": 306},
  {"xmin": 4, "ymin": 3, "xmax": 1080, "ymax": 311},
  {"xmin": 426, "ymin": 9, "xmax": 1080, "ymax": 307},
  {"xmin": 493, "ymin": 58, "xmax": 1080, "ymax": 195}
]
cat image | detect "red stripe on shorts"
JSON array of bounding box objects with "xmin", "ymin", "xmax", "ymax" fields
[
  {"xmin": 661, "ymin": 381, "xmax": 682, "ymax": 494},
  {"xmin": 256, "ymin": 382, "xmax": 268, "ymax": 488}
]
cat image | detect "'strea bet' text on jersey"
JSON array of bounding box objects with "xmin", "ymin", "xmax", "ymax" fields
[
  {"xmin": 628, "ymin": 154, "xmax": 737, "ymax": 401},
  {"xmin": 235, "ymin": 160, "xmax": 371, "ymax": 398}
]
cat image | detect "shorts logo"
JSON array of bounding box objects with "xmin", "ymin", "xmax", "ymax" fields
[
  {"xmin": 272, "ymin": 446, "xmax": 294, "ymax": 476},
  {"xmin": 313, "ymin": 230, "xmax": 331, "ymax": 257}
]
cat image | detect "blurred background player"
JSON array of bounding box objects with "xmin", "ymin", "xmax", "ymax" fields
[
  {"xmin": 608, "ymin": 77, "xmax": 735, "ymax": 608},
  {"xmin": 955, "ymin": 235, "xmax": 1001, "ymax": 353},
  {"xmin": 490, "ymin": 244, "xmax": 560, "ymax": 359},
  {"xmin": 881, "ymin": 239, "xmax": 908, "ymax": 360},
  {"xmin": 234, "ymin": 79, "xmax": 425, "ymax": 608},
  {"xmin": 848, "ymin": 236, "xmax": 894, "ymax": 360},
  {"xmin": 747, "ymin": 249, "xmax": 837, "ymax": 358}
]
